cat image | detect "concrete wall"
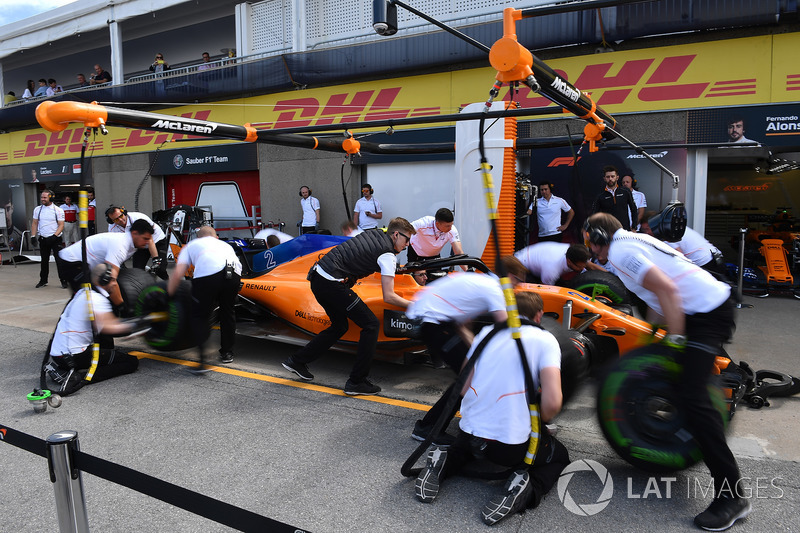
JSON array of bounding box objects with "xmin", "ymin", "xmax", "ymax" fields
[
  {"xmin": 258, "ymin": 144, "xmax": 362, "ymax": 236},
  {"xmin": 91, "ymin": 152, "xmax": 161, "ymax": 223}
]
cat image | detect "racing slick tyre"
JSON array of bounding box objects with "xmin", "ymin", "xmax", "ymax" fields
[
  {"xmin": 597, "ymin": 345, "xmax": 728, "ymax": 473},
  {"xmin": 540, "ymin": 317, "xmax": 591, "ymax": 404},
  {"xmin": 134, "ymin": 280, "xmax": 195, "ymax": 351},
  {"xmin": 117, "ymin": 268, "xmax": 158, "ymax": 308},
  {"xmin": 569, "ymin": 271, "xmax": 631, "ymax": 307}
]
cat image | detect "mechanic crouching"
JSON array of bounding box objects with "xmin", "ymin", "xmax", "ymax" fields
[
  {"xmin": 282, "ymin": 217, "xmax": 416, "ymax": 396},
  {"xmin": 45, "ymin": 264, "xmax": 150, "ymax": 393},
  {"xmin": 414, "ymin": 292, "xmax": 570, "ymax": 526},
  {"xmin": 168, "ymin": 226, "xmax": 242, "ymax": 371}
]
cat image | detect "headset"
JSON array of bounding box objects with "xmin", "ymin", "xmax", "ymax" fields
[
  {"xmin": 299, "ymin": 185, "xmax": 312, "ymax": 197},
  {"xmin": 105, "ymin": 205, "xmax": 127, "ymax": 225},
  {"xmin": 361, "ymin": 183, "xmax": 374, "ymax": 195},
  {"xmin": 41, "ymin": 189, "xmax": 54, "ymax": 201},
  {"xmin": 538, "ymin": 181, "xmax": 555, "ymax": 194},
  {"xmin": 583, "ymin": 219, "xmax": 610, "ymax": 246}
]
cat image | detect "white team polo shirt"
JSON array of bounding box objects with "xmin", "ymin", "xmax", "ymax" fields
[
  {"xmin": 608, "ymin": 229, "xmax": 730, "ymax": 315},
  {"xmin": 514, "ymin": 242, "xmax": 571, "ymax": 286},
  {"xmin": 409, "ymin": 215, "xmax": 461, "ymax": 257},
  {"xmin": 59, "ymin": 232, "xmax": 137, "ymax": 269},
  {"xmin": 536, "ymin": 195, "xmax": 571, "ymax": 237},
  {"xmin": 177, "ymin": 236, "xmax": 243, "ymax": 279},
  {"xmin": 460, "ymin": 324, "xmax": 561, "ymax": 445},
  {"xmin": 108, "ymin": 211, "xmax": 166, "ymax": 243},
  {"xmin": 406, "ymin": 272, "xmax": 505, "ymax": 324}
]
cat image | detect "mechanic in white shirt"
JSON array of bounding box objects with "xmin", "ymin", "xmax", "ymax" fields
[
  {"xmin": 30, "ymin": 189, "xmax": 66, "ymax": 288},
  {"xmin": 45, "ymin": 263, "xmax": 145, "ymax": 392},
  {"xmin": 299, "ymin": 185, "xmax": 321, "ymax": 234},
  {"xmin": 527, "ymin": 182, "xmax": 574, "ymax": 243},
  {"xmin": 408, "ymin": 208, "xmax": 464, "ymax": 263},
  {"xmin": 514, "ymin": 242, "xmax": 599, "ymax": 286},
  {"xmin": 168, "ymin": 226, "xmax": 243, "ymax": 369},
  {"xmin": 59, "ymin": 219, "xmax": 154, "ymax": 308},
  {"xmin": 106, "ymin": 206, "xmax": 168, "ymax": 278},
  {"xmin": 353, "ymin": 183, "xmax": 382, "ymax": 230},
  {"xmin": 414, "ymin": 291, "xmax": 569, "ymax": 526},
  {"xmin": 405, "ymin": 257, "xmax": 528, "ymax": 443},
  {"xmin": 584, "ymin": 212, "xmax": 747, "ymax": 531},
  {"xmin": 621, "ymin": 175, "xmax": 647, "ymax": 230}
]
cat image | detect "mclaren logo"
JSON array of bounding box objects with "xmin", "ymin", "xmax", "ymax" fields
[
  {"xmin": 550, "ymin": 77, "xmax": 581, "ymax": 103},
  {"xmin": 627, "ymin": 151, "xmax": 669, "ymax": 159},
  {"xmin": 151, "ymin": 119, "xmax": 218, "ymax": 135}
]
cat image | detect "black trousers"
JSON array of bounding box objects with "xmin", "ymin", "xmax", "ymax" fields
[
  {"xmin": 60, "ymin": 260, "xmax": 85, "ymax": 292},
  {"xmin": 537, "ymin": 233, "xmax": 563, "ymax": 243},
  {"xmin": 301, "ymin": 226, "xmax": 317, "ymax": 235},
  {"xmin": 419, "ymin": 322, "xmax": 470, "ymax": 429},
  {"xmin": 191, "ymin": 269, "xmax": 240, "ymax": 356},
  {"xmin": 39, "ymin": 235, "xmax": 65, "ymax": 284},
  {"xmin": 443, "ymin": 429, "xmax": 570, "ymax": 508},
  {"xmin": 52, "ymin": 339, "xmax": 139, "ymax": 384},
  {"xmin": 680, "ymin": 298, "xmax": 741, "ymax": 496},
  {"xmin": 407, "ymin": 246, "xmax": 439, "ymax": 264},
  {"xmin": 131, "ymin": 237, "xmax": 168, "ymax": 269},
  {"xmin": 293, "ymin": 270, "xmax": 378, "ymax": 383}
]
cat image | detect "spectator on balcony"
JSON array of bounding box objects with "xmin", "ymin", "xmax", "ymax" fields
[
  {"xmin": 46, "ymin": 78, "xmax": 63, "ymax": 96},
  {"xmin": 22, "ymin": 80, "xmax": 35, "ymax": 99},
  {"xmin": 149, "ymin": 53, "xmax": 170, "ymax": 74},
  {"xmin": 33, "ymin": 79, "xmax": 48, "ymax": 97},
  {"xmin": 4, "ymin": 91, "xmax": 16, "ymax": 105},
  {"xmin": 77, "ymin": 74, "xmax": 89, "ymax": 87},
  {"xmin": 90, "ymin": 64, "xmax": 112, "ymax": 85},
  {"xmin": 198, "ymin": 52, "xmax": 212, "ymax": 71}
]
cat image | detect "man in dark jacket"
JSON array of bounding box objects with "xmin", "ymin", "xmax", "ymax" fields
[
  {"xmin": 591, "ymin": 165, "xmax": 638, "ymax": 230},
  {"xmin": 282, "ymin": 217, "xmax": 416, "ymax": 396}
]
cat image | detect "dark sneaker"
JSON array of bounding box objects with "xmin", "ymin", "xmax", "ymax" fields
[
  {"xmin": 694, "ymin": 496, "xmax": 751, "ymax": 531},
  {"xmin": 282, "ymin": 358, "xmax": 314, "ymax": 381},
  {"xmin": 411, "ymin": 420, "xmax": 456, "ymax": 446},
  {"xmin": 415, "ymin": 446, "xmax": 448, "ymax": 503},
  {"xmin": 481, "ymin": 469, "xmax": 533, "ymax": 525},
  {"xmin": 188, "ymin": 365, "xmax": 211, "ymax": 375},
  {"xmin": 344, "ymin": 379, "xmax": 381, "ymax": 396},
  {"xmin": 45, "ymin": 362, "xmax": 70, "ymax": 384},
  {"xmin": 219, "ymin": 351, "xmax": 234, "ymax": 364},
  {"xmin": 61, "ymin": 280, "xmax": 69, "ymax": 289},
  {"xmin": 35, "ymin": 281, "xmax": 47, "ymax": 288}
]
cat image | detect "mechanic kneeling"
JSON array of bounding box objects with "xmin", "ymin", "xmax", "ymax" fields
[
  {"xmin": 45, "ymin": 264, "xmax": 147, "ymax": 392},
  {"xmin": 414, "ymin": 292, "xmax": 570, "ymax": 526}
]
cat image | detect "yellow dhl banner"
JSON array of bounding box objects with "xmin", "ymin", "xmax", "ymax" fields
[{"xmin": 1, "ymin": 33, "xmax": 798, "ymax": 165}]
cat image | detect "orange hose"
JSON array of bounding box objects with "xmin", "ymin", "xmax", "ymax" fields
[
  {"xmin": 35, "ymin": 100, "xmax": 108, "ymax": 132},
  {"xmin": 481, "ymin": 102, "xmax": 518, "ymax": 270}
]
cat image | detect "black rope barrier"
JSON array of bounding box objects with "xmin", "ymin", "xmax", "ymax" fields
[{"xmin": 0, "ymin": 424, "xmax": 309, "ymax": 533}]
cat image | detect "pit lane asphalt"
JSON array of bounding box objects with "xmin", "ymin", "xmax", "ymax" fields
[{"xmin": 1, "ymin": 259, "xmax": 798, "ymax": 532}]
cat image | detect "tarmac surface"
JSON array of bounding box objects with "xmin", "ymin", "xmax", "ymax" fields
[{"xmin": 1, "ymin": 257, "xmax": 798, "ymax": 532}]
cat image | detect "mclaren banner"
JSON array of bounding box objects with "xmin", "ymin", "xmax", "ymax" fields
[{"xmin": 2, "ymin": 33, "xmax": 800, "ymax": 165}]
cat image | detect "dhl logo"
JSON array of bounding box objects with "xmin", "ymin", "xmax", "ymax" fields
[
  {"xmin": 14, "ymin": 110, "xmax": 213, "ymax": 158},
  {"xmin": 499, "ymin": 55, "xmax": 756, "ymax": 108},
  {"xmin": 249, "ymin": 88, "xmax": 441, "ymax": 130}
]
